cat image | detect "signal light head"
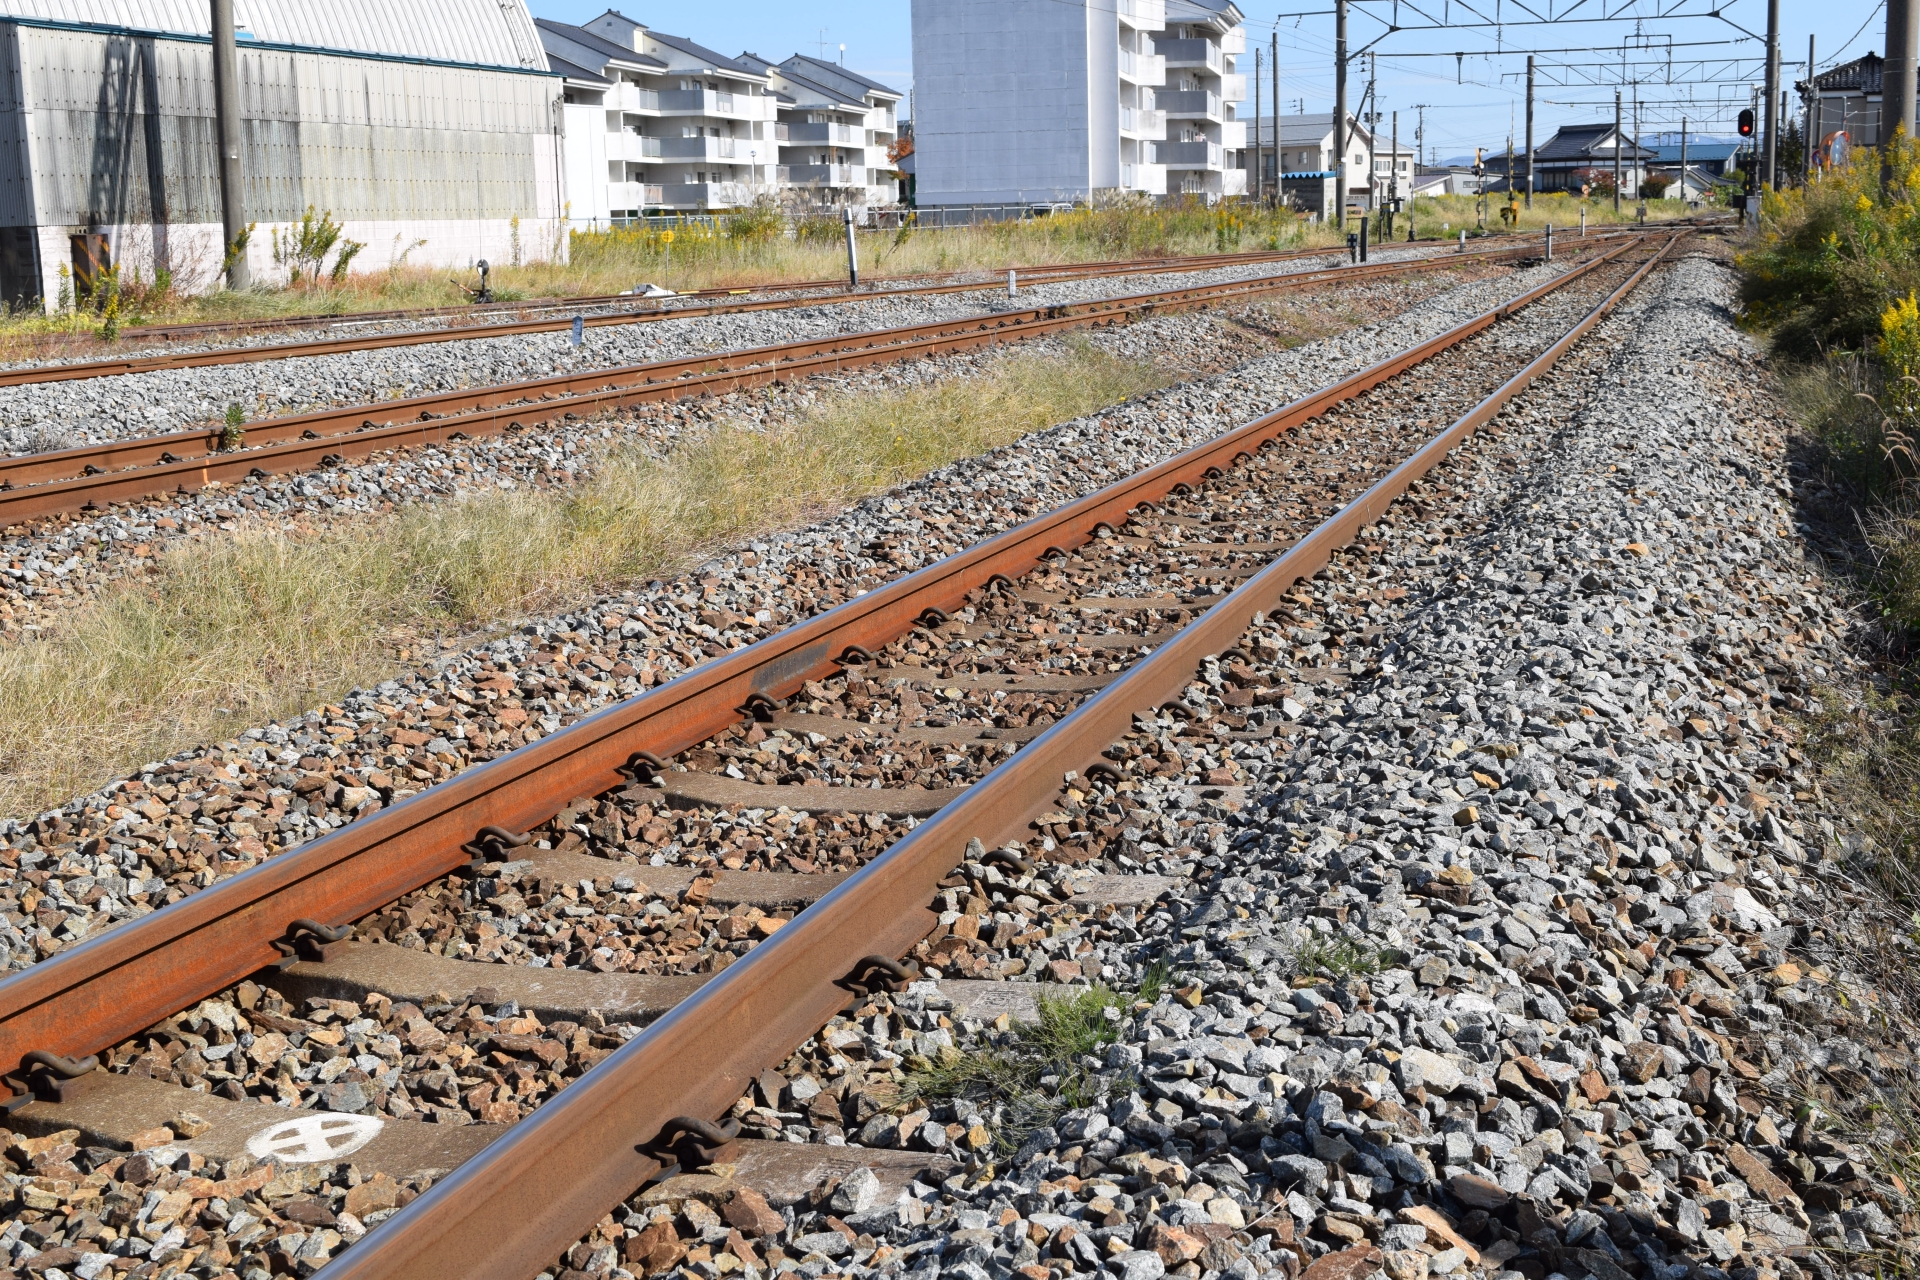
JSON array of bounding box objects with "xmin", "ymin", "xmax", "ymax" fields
[{"xmin": 1737, "ymin": 108, "xmax": 1755, "ymax": 137}]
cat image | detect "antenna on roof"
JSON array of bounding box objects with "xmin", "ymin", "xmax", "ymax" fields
[{"xmin": 839, "ymin": 42, "xmax": 846, "ymax": 65}]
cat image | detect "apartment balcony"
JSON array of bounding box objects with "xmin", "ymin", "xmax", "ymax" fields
[
  {"xmin": 778, "ymin": 121, "xmax": 864, "ymax": 145},
  {"xmin": 1119, "ymin": 106, "xmax": 1167, "ymax": 139},
  {"xmin": 657, "ymin": 135, "xmax": 744, "ymax": 162},
  {"xmin": 1117, "ymin": 0, "xmax": 1165, "ymax": 27},
  {"xmin": 1118, "ymin": 47, "xmax": 1165, "ymax": 85},
  {"xmin": 611, "ymin": 133, "xmax": 664, "ymax": 163},
  {"xmin": 657, "ymin": 88, "xmax": 759, "ymax": 118},
  {"xmin": 1156, "ymin": 38, "xmax": 1222, "ymax": 72},
  {"xmin": 612, "ymin": 82, "xmax": 661, "ymax": 114},
  {"xmin": 1220, "ymin": 73, "xmax": 1246, "ymax": 103},
  {"xmin": 1219, "ymin": 120, "xmax": 1245, "ymax": 149},
  {"xmin": 1120, "ymin": 161, "xmax": 1166, "ymax": 193},
  {"xmin": 783, "ymin": 163, "xmax": 862, "ymax": 187},
  {"xmin": 1157, "ymin": 89, "xmax": 1221, "ymax": 122},
  {"xmin": 1159, "ymin": 140, "xmax": 1224, "ymax": 170},
  {"xmin": 608, "ymin": 180, "xmax": 664, "ymax": 209},
  {"xmin": 656, "ymin": 181, "xmax": 754, "ymax": 209}
]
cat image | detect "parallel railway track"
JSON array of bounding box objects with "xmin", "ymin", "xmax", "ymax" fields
[
  {"xmin": 0, "ymin": 232, "xmax": 1678, "ymax": 1278},
  {"xmin": 0, "ymin": 236, "xmax": 1588, "ymax": 525},
  {"xmin": 0, "ymin": 227, "xmax": 1661, "ymax": 390}
]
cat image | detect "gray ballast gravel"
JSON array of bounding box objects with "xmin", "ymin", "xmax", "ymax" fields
[{"xmin": 591, "ymin": 253, "xmax": 1906, "ymax": 1280}]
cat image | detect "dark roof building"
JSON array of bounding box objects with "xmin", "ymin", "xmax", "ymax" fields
[
  {"xmin": 1797, "ymin": 53, "xmax": 1901, "ymax": 150},
  {"xmin": 1482, "ymin": 123, "xmax": 1655, "ymax": 195}
]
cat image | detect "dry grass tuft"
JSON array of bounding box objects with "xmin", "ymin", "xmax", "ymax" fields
[{"xmin": 0, "ymin": 342, "xmax": 1167, "ymax": 816}]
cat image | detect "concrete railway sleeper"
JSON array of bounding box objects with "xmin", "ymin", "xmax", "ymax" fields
[
  {"xmin": 0, "ymin": 234, "xmax": 1677, "ymax": 1280},
  {"xmin": 0, "ymin": 238, "xmax": 1605, "ymax": 527}
]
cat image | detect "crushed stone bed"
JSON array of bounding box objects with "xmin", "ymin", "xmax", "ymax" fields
[{"xmin": 5, "ymin": 246, "xmax": 1897, "ymax": 1280}]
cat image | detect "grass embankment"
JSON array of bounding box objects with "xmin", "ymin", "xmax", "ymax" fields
[
  {"xmin": 1404, "ymin": 191, "xmax": 1694, "ymax": 239},
  {"xmin": 0, "ymin": 342, "xmax": 1166, "ymax": 817}
]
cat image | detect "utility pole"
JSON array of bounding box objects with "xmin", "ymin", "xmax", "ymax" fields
[
  {"xmin": 1762, "ymin": 0, "xmax": 1780, "ymax": 188},
  {"xmin": 1889, "ymin": 0, "xmax": 1915, "ymax": 185},
  {"xmin": 1524, "ymin": 55, "xmax": 1536, "ymax": 208},
  {"xmin": 1633, "ymin": 95, "xmax": 1643, "ymax": 214},
  {"xmin": 1360, "ymin": 53, "xmax": 1377, "ymax": 225},
  {"xmin": 1390, "ymin": 109, "xmax": 1399, "ymax": 236},
  {"xmin": 1271, "ymin": 30, "xmax": 1279, "ymax": 208},
  {"xmin": 211, "ymin": 0, "xmax": 249, "ymax": 290},
  {"xmin": 1334, "ymin": 0, "xmax": 1348, "ymax": 228},
  {"xmin": 1680, "ymin": 117, "xmax": 1689, "ymax": 203},
  {"xmin": 1803, "ymin": 35, "xmax": 1815, "ymax": 186},
  {"xmin": 1253, "ymin": 45, "xmax": 1262, "ymax": 203},
  {"xmin": 1612, "ymin": 89, "xmax": 1623, "ymax": 214}
]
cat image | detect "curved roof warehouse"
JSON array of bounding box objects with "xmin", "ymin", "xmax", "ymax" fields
[{"xmin": 0, "ymin": 0, "xmax": 564, "ymax": 310}]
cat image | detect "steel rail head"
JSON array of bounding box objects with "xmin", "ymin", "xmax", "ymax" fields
[
  {"xmin": 316, "ymin": 233, "xmax": 1674, "ymax": 1280},
  {"xmin": 0, "ymin": 236, "xmax": 1649, "ymax": 1090}
]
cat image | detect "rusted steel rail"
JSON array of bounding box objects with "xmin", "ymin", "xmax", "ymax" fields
[
  {"xmin": 0, "ymin": 241, "xmax": 1408, "ymax": 383},
  {"xmin": 0, "ymin": 232, "xmax": 1651, "ymax": 1105},
  {"xmin": 319, "ymin": 231, "xmax": 1678, "ymax": 1280},
  {"xmin": 0, "ymin": 237, "xmax": 1585, "ymax": 525}
]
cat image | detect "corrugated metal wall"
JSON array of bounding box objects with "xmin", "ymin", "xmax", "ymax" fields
[
  {"xmin": 0, "ymin": 0, "xmax": 543, "ymax": 70},
  {"xmin": 3, "ymin": 24, "xmax": 557, "ymax": 227}
]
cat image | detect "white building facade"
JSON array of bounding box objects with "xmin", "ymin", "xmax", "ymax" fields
[
  {"xmin": 1243, "ymin": 112, "xmax": 1413, "ymax": 219},
  {"xmin": 909, "ymin": 0, "xmax": 1246, "ymax": 206},
  {"xmin": 541, "ymin": 13, "xmax": 778, "ymax": 217},
  {"xmin": 0, "ymin": 0, "xmax": 565, "ymax": 309},
  {"xmin": 738, "ymin": 54, "xmax": 901, "ymax": 211}
]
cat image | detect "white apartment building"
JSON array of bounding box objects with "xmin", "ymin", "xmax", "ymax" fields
[
  {"xmin": 1242, "ymin": 113, "xmax": 1413, "ymax": 220},
  {"xmin": 736, "ymin": 54, "xmax": 903, "ymax": 210},
  {"xmin": 910, "ymin": 0, "xmax": 1247, "ymax": 206},
  {"xmin": 541, "ymin": 12, "xmax": 780, "ymax": 216}
]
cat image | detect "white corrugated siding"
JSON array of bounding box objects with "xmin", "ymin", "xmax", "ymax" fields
[{"xmin": 0, "ymin": 0, "xmax": 544, "ymax": 68}]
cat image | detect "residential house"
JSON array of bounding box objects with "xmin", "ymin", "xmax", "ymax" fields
[
  {"xmin": 540, "ymin": 11, "xmax": 778, "ymax": 216},
  {"xmin": 1644, "ymin": 140, "xmax": 1743, "ymax": 178},
  {"xmin": 1483, "ymin": 123, "xmax": 1654, "ymax": 196},
  {"xmin": 909, "ymin": 0, "xmax": 1247, "ymax": 205},
  {"xmin": 1797, "ymin": 52, "xmax": 1901, "ymax": 151},
  {"xmin": 737, "ymin": 53, "xmax": 903, "ymax": 209},
  {"xmin": 1412, "ymin": 166, "xmax": 1479, "ymax": 196},
  {"xmin": 1240, "ymin": 113, "xmax": 1412, "ymax": 219}
]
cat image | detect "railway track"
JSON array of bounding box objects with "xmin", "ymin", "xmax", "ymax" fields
[
  {"xmin": 23, "ymin": 230, "xmax": 1576, "ymax": 361},
  {"xmin": 0, "ymin": 227, "xmax": 1651, "ymax": 390},
  {"xmin": 0, "ymin": 231, "xmax": 1678, "ymax": 1279},
  {"xmin": 0, "ymin": 236, "xmax": 1590, "ymax": 526}
]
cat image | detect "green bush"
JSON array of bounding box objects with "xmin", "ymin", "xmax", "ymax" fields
[{"xmin": 1740, "ymin": 129, "xmax": 1920, "ymax": 359}]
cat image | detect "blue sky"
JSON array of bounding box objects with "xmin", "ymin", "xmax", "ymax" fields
[{"xmin": 526, "ymin": 0, "xmax": 1884, "ymax": 159}]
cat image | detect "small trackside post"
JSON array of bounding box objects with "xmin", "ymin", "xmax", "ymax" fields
[
  {"xmin": 844, "ymin": 209, "xmax": 860, "ymax": 290},
  {"xmin": 1358, "ymin": 217, "xmax": 1369, "ymax": 263},
  {"xmin": 1544, "ymin": 224, "xmax": 1552, "ymax": 262},
  {"xmin": 1007, "ymin": 269, "xmax": 1016, "ymax": 299}
]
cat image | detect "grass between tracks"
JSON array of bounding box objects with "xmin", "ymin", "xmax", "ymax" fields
[{"xmin": 0, "ymin": 342, "xmax": 1167, "ymax": 817}]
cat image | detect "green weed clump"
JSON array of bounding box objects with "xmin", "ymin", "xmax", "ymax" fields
[
  {"xmin": 902, "ymin": 985, "xmax": 1129, "ymax": 1154},
  {"xmin": 1740, "ymin": 129, "xmax": 1920, "ymax": 360}
]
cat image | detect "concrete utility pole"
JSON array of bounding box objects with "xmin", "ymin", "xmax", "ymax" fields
[
  {"xmin": 1804, "ymin": 35, "xmax": 1815, "ymax": 186},
  {"xmin": 1334, "ymin": 0, "xmax": 1348, "ymax": 227},
  {"xmin": 1390, "ymin": 109, "xmax": 1399, "ymax": 234},
  {"xmin": 1680, "ymin": 118, "xmax": 1689, "ymax": 202},
  {"xmin": 1364, "ymin": 53, "xmax": 1377, "ymax": 219},
  {"xmin": 1271, "ymin": 30, "xmax": 1279, "ymax": 207},
  {"xmin": 211, "ymin": 0, "xmax": 248, "ymax": 290},
  {"xmin": 1253, "ymin": 46, "xmax": 1262, "ymax": 202},
  {"xmin": 1763, "ymin": 0, "xmax": 1780, "ymax": 188},
  {"xmin": 1613, "ymin": 89, "xmax": 1623, "ymax": 214},
  {"xmin": 1888, "ymin": 0, "xmax": 1917, "ymax": 181},
  {"xmin": 1524, "ymin": 55, "xmax": 1536, "ymax": 207}
]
